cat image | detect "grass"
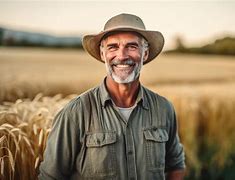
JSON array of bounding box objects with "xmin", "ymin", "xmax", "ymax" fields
[
  {"xmin": 152, "ymin": 83, "xmax": 235, "ymax": 179},
  {"xmin": 0, "ymin": 47, "xmax": 235, "ymax": 179},
  {"xmin": 1, "ymin": 47, "xmax": 235, "ymax": 103},
  {"xmin": 0, "ymin": 94, "xmax": 73, "ymax": 179}
]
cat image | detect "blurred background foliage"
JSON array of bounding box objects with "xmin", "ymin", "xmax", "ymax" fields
[
  {"xmin": 166, "ymin": 35, "xmax": 235, "ymax": 56},
  {"xmin": 1, "ymin": 26, "xmax": 235, "ymax": 56}
]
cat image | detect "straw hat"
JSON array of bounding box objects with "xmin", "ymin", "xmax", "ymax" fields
[{"xmin": 82, "ymin": 13, "xmax": 164, "ymax": 64}]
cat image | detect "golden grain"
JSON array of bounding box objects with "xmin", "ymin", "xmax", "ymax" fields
[
  {"xmin": 33, "ymin": 124, "xmax": 37, "ymax": 135},
  {"xmin": 38, "ymin": 129, "xmax": 43, "ymax": 147},
  {"xmin": 1, "ymin": 157, "xmax": 4, "ymax": 175},
  {"xmin": 34, "ymin": 157, "xmax": 40, "ymax": 169},
  {"xmin": 22, "ymin": 136, "xmax": 34, "ymax": 156},
  {"xmin": 0, "ymin": 147, "xmax": 15, "ymax": 172},
  {"xmin": 0, "ymin": 136, "xmax": 6, "ymax": 144}
]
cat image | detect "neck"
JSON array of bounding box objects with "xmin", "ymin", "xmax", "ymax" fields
[{"xmin": 106, "ymin": 76, "xmax": 140, "ymax": 108}]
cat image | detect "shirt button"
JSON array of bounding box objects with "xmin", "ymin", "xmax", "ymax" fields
[{"xmin": 128, "ymin": 150, "xmax": 133, "ymax": 155}]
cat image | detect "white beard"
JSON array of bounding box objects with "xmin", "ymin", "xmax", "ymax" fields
[{"xmin": 104, "ymin": 57, "xmax": 144, "ymax": 84}]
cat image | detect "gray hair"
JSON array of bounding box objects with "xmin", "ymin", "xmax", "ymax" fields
[{"xmin": 141, "ymin": 38, "xmax": 149, "ymax": 51}]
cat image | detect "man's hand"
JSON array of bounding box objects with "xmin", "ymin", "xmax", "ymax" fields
[{"xmin": 166, "ymin": 169, "xmax": 185, "ymax": 180}]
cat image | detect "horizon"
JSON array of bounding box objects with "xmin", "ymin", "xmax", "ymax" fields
[{"xmin": 0, "ymin": 0, "xmax": 235, "ymax": 50}]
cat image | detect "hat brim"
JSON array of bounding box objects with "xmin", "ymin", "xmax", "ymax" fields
[{"xmin": 82, "ymin": 27, "xmax": 164, "ymax": 65}]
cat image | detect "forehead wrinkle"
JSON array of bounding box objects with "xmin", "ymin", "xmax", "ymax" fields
[
  {"xmin": 103, "ymin": 37, "xmax": 141, "ymax": 48},
  {"xmin": 101, "ymin": 32, "xmax": 141, "ymax": 46}
]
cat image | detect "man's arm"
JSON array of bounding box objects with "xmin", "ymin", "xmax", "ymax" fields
[
  {"xmin": 165, "ymin": 101, "xmax": 186, "ymax": 178},
  {"xmin": 39, "ymin": 101, "xmax": 81, "ymax": 179},
  {"xmin": 166, "ymin": 169, "xmax": 186, "ymax": 180}
]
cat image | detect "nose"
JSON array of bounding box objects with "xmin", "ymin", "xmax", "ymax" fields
[{"xmin": 116, "ymin": 47, "xmax": 129, "ymax": 61}]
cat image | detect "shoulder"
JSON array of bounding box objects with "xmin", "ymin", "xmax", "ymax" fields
[
  {"xmin": 53, "ymin": 86, "xmax": 100, "ymax": 126},
  {"xmin": 53, "ymin": 86, "xmax": 99, "ymax": 122},
  {"xmin": 143, "ymin": 86, "xmax": 174, "ymax": 111},
  {"xmin": 65, "ymin": 86, "xmax": 99, "ymax": 109}
]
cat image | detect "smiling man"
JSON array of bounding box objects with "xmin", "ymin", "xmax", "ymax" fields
[
  {"xmin": 39, "ymin": 13, "xmax": 186, "ymax": 180},
  {"xmin": 101, "ymin": 32, "xmax": 147, "ymax": 85}
]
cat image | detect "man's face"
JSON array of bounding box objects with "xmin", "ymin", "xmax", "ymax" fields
[{"xmin": 100, "ymin": 32, "xmax": 149, "ymax": 84}]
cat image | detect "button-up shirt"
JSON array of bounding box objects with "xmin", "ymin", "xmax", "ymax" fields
[{"xmin": 39, "ymin": 79, "xmax": 185, "ymax": 180}]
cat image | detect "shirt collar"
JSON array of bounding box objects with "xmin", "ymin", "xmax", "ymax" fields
[
  {"xmin": 136, "ymin": 85, "xmax": 149, "ymax": 110},
  {"xmin": 99, "ymin": 78, "xmax": 112, "ymax": 107},
  {"xmin": 99, "ymin": 78, "xmax": 149, "ymax": 110}
]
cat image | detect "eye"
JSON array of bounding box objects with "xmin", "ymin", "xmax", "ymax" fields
[
  {"xmin": 129, "ymin": 45, "xmax": 137, "ymax": 50},
  {"xmin": 107, "ymin": 45, "xmax": 118, "ymax": 52},
  {"xmin": 127, "ymin": 43, "xmax": 139, "ymax": 51}
]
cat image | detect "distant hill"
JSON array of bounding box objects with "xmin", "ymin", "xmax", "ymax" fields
[
  {"xmin": 0, "ymin": 27, "xmax": 82, "ymax": 48},
  {"xmin": 165, "ymin": 36, "xmax": 235, "ymax": 56}
]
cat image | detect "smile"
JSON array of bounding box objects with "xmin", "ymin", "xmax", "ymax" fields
[
  {"xmin": 112, "ymin": 64, "xmax": 135, "ymax": 73},
  {"xmin": 114, "ymin": 64, "xmax": 134, "ymax": 68}
]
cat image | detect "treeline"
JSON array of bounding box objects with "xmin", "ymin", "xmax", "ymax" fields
[
  {"xmin": 0, "ymin": 27, "xmax": 83, "ymax": 49},
  {"xmin": 166, "ymin": 36, "xmax": 235, "ymax": 56},
  {"xmin": 1, "ymin": 27, "xmax": 235, "ymax": 55}
]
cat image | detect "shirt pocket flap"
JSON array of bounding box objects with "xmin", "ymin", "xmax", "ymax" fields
[
  {"xmin": 86, "ymin": 132, "xmax": 117, "ymax": 147},
  {"xmin": 143, "ymin": 128, "xmax": 169, "ymax": 142}
]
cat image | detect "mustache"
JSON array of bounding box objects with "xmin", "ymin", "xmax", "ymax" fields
[{"xmin": 110, "ymin": 59, "xmax": 135, "ymax": 66}]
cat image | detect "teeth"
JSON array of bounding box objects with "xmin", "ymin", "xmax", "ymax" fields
[{"xmin": 116, "ymin": 64, "xmax": 130, "ymax": 68}]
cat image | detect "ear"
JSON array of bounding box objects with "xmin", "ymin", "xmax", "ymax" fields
[
  {"xmin": 100, "ymin": 47, "xmax": 105, "ymax": 61},
  {"xmin": 100, "ymin": 49, "xmax": 104, "ymax": 60},
  {"xmin": 143, "ymin": 48, "xmax": 149, "ymax": 62}
]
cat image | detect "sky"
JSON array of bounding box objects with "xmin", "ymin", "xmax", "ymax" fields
[{"xmin": 0, "ymin": 0, "xmax": 235, "ymax": 50}]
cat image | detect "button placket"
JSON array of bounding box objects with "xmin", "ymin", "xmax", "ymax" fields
[{"xmin": 125, "ymin": 124, "xmax": 137, "ymax": 180}]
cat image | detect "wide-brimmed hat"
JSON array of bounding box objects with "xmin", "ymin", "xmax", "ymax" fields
[{"xmin": 82, "ymin": 13, "xmax": 164, "ymax": 64}]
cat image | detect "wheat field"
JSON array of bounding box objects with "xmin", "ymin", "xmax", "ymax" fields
[{"xmin": 0, "ymin": 47, "xmax": 235, "ymax": 179}]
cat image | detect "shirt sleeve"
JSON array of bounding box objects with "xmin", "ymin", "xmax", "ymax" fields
[
  {"xmin": 38, "ymin": 100, "xmax": 81, "ymax": 179},
  {"xmin": 165, "ymin": 101, "xmax": 186, "ymax": 172}
]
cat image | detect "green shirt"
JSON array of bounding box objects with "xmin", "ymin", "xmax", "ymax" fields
[{"xmin": 39, "ymin": 79, "xmax": 185, "ymax": 180}]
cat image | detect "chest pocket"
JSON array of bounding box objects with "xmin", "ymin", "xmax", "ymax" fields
[
  {"xmin": 143, "ymin": 127, "xmax": 169, "ymax": 171},
  {"xmin": 82, "ymin": 132, "xmax": 117, "ymax": 178}
]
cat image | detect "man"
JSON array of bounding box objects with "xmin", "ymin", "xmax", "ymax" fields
[{"xmin": 39, "ymin": 13, "xmax": 185, "ymax": 180}]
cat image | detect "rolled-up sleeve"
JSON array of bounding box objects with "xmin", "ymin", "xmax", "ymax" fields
[
  {"xmin": 165, "ymin": 102, "xmax": 186, "ymax": 172},
  {"xmin": 39, "ymin": 101, "xmax": 81, "ymax": 180}
]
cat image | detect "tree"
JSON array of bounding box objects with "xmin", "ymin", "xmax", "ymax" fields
[
  {"xmin": 174, "ymin": 35, "xmax": 186, "ymax": 52},
  {"xmin": 0, "ymin": 28, "xmax": 3, "ymax": 45}
]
